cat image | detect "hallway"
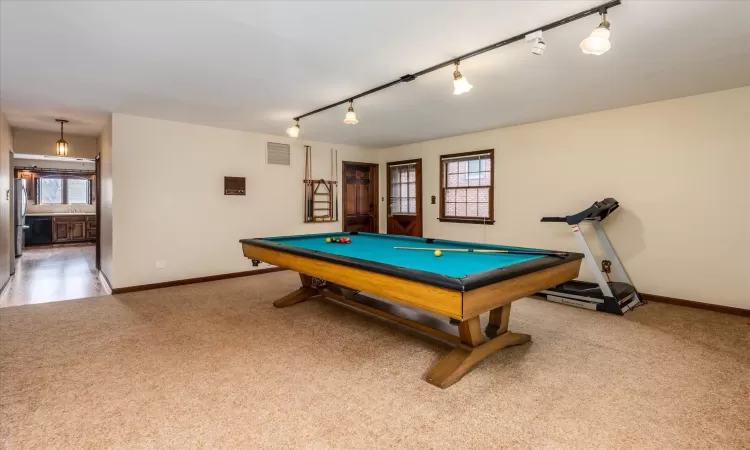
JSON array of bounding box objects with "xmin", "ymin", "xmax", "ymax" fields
[{"xmin": 0, "ymin": 244, "xmax": 108, "ymax": 308}]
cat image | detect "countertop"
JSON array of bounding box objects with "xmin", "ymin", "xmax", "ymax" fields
[{"xmin": 26, "ymin": 213, "xmax": 96, "ymax": 217}]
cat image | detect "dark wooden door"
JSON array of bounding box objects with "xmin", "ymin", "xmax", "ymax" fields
[
  {"xmin": 342, "ymin": 162, "xmax": 378, "ymax": 233},
  {"xmin": 53, "ymin": 223, "xmax": 70, "ymax": 241},
  {"xmin": 69, "ymin": 222, "xmax": 86, "ymax": 240},
  {"xmin": 387, "ymin": 159, "xmax": 423, "ymax": 237}
]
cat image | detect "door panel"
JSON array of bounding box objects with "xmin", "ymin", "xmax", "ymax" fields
[
  {"xmin": 70, "ymin": 222, "xmax": 86, "ymax": 240},
  {"xmin": 387, "ymin": 159, "xmax": 423, "ymax": 237},
  {"xmin": 53, "ymin": 223, "xmax": 69, "ymax": 241},
  {"xmin": 342, "ymin": 162, "xmax": 378, "ymax": 233}
]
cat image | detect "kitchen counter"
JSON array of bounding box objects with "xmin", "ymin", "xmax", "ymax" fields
[{"xmin": 26, "ymin": 212, "xmax": 96, "ymax": 216}]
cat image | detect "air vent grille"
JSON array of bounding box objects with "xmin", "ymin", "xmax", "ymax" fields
[{"xmin": 267, "ymin": 142, "xmax": 291, "ymax": 166}]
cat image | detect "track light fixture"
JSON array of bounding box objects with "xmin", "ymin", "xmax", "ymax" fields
[
  {"xmin": 580, "ymin": 10, "xmax": 612, "ymax": 55},
  {"xmin": 452, "ymin": 61, "xmax": 473, "ymax": 95},
  {"xmin": 286, "ymin": 119, "xmax": 300, "ymax": 138},
  {"xmin": 283, "ymin": 0, "xmax": 620, "ymax": 135},
  {"xmin": 55, "ymin": 119, "xmax": 69, "ymax": 156},
  {"xmin": 343, "ymin": 100, "xmax": 359, "ymax": 124},
  {"xmin": 525, "ymin": 31, "xmax": 546, "ymax": 56}
]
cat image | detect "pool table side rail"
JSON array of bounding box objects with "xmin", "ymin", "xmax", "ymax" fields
[
  {"xmin": 241, "ymin": 242, "xmax": 464, "ymax": 318},
  {"xmin": 239, "ymin": 234, "xmax": 583, "ymax": 292}
]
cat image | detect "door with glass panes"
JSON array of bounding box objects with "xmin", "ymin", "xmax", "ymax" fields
[{"xmin": 387, "ymin": 159, "xmax": 422, "ymax": 237}]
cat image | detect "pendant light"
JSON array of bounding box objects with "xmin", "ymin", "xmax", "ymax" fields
[
  {"xmin": 286, "ymin": 119, "xmax": 300, "ymax": 138},
  {"xmin": 55, "ymin": 119, "xmax": 69, "ymax": 156},
  {"xmin": 452, "ymin": 61, "xmax": 473, "ymax": 95},
  {"xmin": 343, "ymin": 100, "xmax": 358, "ymax": 125},
  {"xmin": 580, "ymin": 11, "xmax": 611, "ymax": 55}
]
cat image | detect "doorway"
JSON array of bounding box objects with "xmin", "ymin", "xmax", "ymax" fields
[
  {"xmin": 1, "ymin": 153, "xmax": 106, "ymax": 307},
  {"xmin": 341, "ymin": 161, "xmax": 378, "ymax": 233},
  {"xmin": 387, "ymin": 159, "xmax": 423, "ymax": 237}
]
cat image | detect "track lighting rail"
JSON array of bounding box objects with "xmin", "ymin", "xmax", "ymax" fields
[{"xmin": 291, "ymin": 0, "xmax": 620, "ymax": 122}]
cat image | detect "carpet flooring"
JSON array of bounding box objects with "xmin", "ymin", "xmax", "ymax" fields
[{"xmin": 1, "ymin": 271, "xmax": 748, "ymax": 449}]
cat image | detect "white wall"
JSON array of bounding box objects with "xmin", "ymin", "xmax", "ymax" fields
[
  {"xmin": 14, "ymin": 158, "xmax": 95, "ymax": 171},
  {"xmin": 99, "ymin": 117, "xmax": 114, "ymax": 285},
  {"xmin": 12, "ymin": 129, "xmax": 98, "ymax": 159},
  {"xmin": 110, "ymin": 114, "xmax": 378, "ymax": 288},
  {"xmin": 0, "ymin": 112, "xmax": 12, "ymax": 288},
  {"xmin": 378, "ymin": 87, "xmax": 750, "ymax": 309}
]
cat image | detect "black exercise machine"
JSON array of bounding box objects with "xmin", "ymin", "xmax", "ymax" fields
[{"xmin": 538, "ymin": 198, "xmax": 644, "ymax": 315}]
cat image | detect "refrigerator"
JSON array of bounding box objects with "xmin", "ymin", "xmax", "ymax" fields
[{"xmin": 14, "ymin": 178, "xmax": 28, "ymax": 257}]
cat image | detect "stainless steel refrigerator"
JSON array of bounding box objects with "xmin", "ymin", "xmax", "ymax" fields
[{"xmin": 14, "ymin": 178, "xmax": 28, "ymax": 257}]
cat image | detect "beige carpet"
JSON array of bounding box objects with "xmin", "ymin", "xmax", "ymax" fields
[{"xmin": 1, "ymin": 271, "xmax": 748, "ymax": 449}]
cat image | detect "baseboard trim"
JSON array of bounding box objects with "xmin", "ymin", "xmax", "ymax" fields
[
  {"xmin": 0, "ymin": 276, "xmax": 10, "ymax": 295},
  {"xmin": 99, "ymin": 270, "xmax": 113, "ymax": 291},
  {"xmin": 110, "ymin": 267, "xmax": 286, "ymax": 295},
  {"xmin": 643, "ymin": 293, "xmax": 749, "ymax": 317}
]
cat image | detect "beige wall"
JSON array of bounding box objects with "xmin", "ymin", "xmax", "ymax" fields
[
  {"xmin": 0, "ymin": 112, "xmax": 12, "ymax": 288},
  {"xmin": 378, "ymin": 87, "xmax": 750, "ymax": 309},
  {"xmin": 99, "ymin": 116, "xmax": 114, "ymax": 285},
  {"xmin": 109, "ymin": 114, "xmax": 378, "ymax": 289},
  {"xmin": 13, "ymin": 129, "xmax": 98, "ymax": 159}
]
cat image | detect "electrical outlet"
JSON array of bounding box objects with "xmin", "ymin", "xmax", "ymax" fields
[
  {"xmin": 601, "ymin": 260, "xmax": 612, "ymax": 274},
  {"xmin": 155, "ymin": 260, "xmax": 167, "ymax": 269}
]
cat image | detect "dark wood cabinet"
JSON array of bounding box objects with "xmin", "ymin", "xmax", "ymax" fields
[
  {"xmin": 50, "ymin": 215, "xmax": 97, "ymax": 243},
  {"xmin": 69, "ymin": 222, "xmax": 86, "ymax": 240},
  {"xmin": 53, "ymin": 222, "xmax": 70, "ymax": 241}
]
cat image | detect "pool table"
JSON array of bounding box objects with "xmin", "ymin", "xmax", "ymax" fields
[{"xmin": 240, "ymin": 232, "xmax": 583, "ymax": 388}]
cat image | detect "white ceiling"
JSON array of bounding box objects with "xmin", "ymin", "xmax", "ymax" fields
[{"xmin": 1, "ymin": 1, "xmax": 749, "ymax": 148}]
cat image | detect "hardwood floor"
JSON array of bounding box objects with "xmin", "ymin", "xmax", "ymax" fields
[{"xmin": 0, "ymin": 244, "xmax": 108, "ymax": 308}]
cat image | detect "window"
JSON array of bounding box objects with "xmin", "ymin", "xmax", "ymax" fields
[
  {"xmin": 389, "ymin": 162, "xmax": 417, "ymax": 215},
  {"xmin": 39, "ymin": 178, "xmax": 64, "ymax": 204},
  {"xmin": 439, "ymin": 149, "xmax": 494, "ymax": 224},
  {"xmin": 37, "ymin": 176, "xmax": 92, "ymax": 205},
  {"xmin": 67, "ymin": 179, "xmax": 90, "ymax": 204}
]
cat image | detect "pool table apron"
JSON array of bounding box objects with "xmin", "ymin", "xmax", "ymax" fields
[{"xmin": 242, "ymin": 242, "xmax": 581, "ymax": 388}]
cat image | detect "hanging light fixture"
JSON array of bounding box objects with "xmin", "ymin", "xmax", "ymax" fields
[
  {"xmin": 580, "ymin": 11, "xmax": 611, "ymax": 55},
  {"xmin": 343, "ymin": 100, "xmax": 359, "ymax": 125},
  {"xmin": 55, "ymin": 119, "xmax": 69, "ymax": 156},
  {"xmin": 286, "ymin": 119, "xmax": 300, "ymax": 138},
  {"xmin": 452, "ymin": 61, "xmax": 473, "ymax": 95}
]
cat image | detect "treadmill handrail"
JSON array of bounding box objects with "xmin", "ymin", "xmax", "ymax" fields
[{"xmin": 540, "ymin": 198, "xmax": 619, "ymax": 225}]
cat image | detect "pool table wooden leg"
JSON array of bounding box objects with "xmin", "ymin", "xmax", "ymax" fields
[
  {"xmin": 273, "ymin": 274, "xmax": 317, "ymax": 308},
  {"xmin": 425, "ymin": 311, "xmax": 531, "ymax": 389}
]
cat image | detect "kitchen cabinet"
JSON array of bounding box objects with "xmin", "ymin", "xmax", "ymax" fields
[
  {"xmin": 53, "ymin": 222, "xmax": 71, "ymax": 241},
  {"xmin": 25, "ymin": 215, "xmax": 97, "ymax": 245},
  {"xmin": 50, "ymin": 215, "xmax": 96, "ymax": 243},
  {"xmin": 86, "ymin": 216, "xmax": 97, "ymax": 240},
  {"xmin": 69, "ymin": 222, "xmax": 86, "ymax": 240}
]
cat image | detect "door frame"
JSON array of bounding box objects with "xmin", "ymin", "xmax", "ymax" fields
[
  {"xmin": 341, "ymin": 161, "xmax": 379, "ymax": 233},
  {"xmin": 95, "ymin": 153, "xmax": 101, "ymax": 270},
  {"xmin": 386, "ymin": 158, "xmax": 423, "ymax": 237}
]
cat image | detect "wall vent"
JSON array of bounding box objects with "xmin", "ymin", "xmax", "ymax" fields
[{"xmin": 266, "ymin": 142, "xmax": 291, "ymax": 166}]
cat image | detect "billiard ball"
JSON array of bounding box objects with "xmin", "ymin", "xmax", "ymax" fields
[
  {"xmin": 434, "ymin": 250, "xmax": 442, "ymax": 257},
  {"xmin": 326, "ymin": 238, "xmax": 332, "ymax": 243}
]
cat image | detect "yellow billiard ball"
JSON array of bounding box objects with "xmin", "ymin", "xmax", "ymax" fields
[
  {"xmin": 326, "ymin": 238, "xmax": 332, "ymax": 243},
  {"xmin": 434, "ymin": 250, "xmax": 442, "ymax": 257}
]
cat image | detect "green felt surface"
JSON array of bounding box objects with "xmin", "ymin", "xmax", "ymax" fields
[{"xmin": 260, "ymin": 232, "xmax": 546, "ymax": 279}]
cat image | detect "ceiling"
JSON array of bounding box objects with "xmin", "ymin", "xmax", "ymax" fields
[{"xmin": 1, "ymin": 1, "xmax": 749, "ymax": 148}]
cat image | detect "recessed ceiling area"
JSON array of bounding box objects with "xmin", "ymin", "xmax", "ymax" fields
[{"xmin": 1, "ymin": 1, "xmax": 748, "ymax": 148}]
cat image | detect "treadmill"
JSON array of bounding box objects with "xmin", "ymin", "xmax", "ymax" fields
[{"xmin": 538, "ymin": 198, "xmax": 644, "ymax": 315}]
